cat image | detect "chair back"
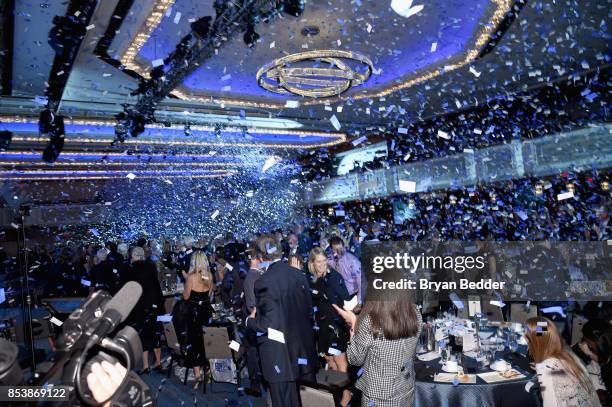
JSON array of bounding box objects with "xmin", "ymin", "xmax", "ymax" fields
[
  {"xmin": 163, "ymin": 321, "xmax": 181, "ymax": 354},
  {"xmin": 510, "ymin": 303, "xmax": 538, "ymax": 324},
  {"xmin": 203, "ymin": 326, "xmax": 232, "ymax": 359},
  {"xmin": 299, "ymin": 384, "xmax": 336, "ymax": 407},
  {"xmin": 482, "ymin": 301, "xmax": 504, "ymax": 321}
]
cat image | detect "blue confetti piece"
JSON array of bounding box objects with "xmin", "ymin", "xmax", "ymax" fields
[
  {"xmin": 357, "ymin": 368, "xmax": 364, "ymax": 377},
  {"xmin": 452, "ymin": 378, "xmax": 460, "ymax": 386},
  {"xmin": 274, "ymin": 365, "xmax": 280, "ymax": 374}
]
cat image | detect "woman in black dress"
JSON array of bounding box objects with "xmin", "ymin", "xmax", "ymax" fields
[
  {"xmin": 308, "ymin": 247, "xmax": 352, "ymax": 404},
  {"xmin": 181, "ymin": 251, "xmax": 214, "ymax": 388}
]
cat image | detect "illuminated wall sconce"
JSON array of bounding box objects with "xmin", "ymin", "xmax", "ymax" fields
[
  {"xmin": 489, "ymin": 192, "xmax": 497, "ymax": 201},
  {"xmin": 327, "ymin": 207, "xmax": 335, "ymax": 216},
  {"xmin": 368, "ymin": 204, "xmax": 376, "ymax": 213},
  {"xmin": 601, "ymin": 181, "xmax": 609, "ymax": 191},
  {"xmin": 566, "ymin": 183, "xmax": 575, "ymax": 194},
  {"xmin": 449, "ymin": 195, "xmax": 457, "ymax": 205}
]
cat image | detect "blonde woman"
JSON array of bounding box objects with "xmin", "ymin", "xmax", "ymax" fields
[
  {"xmin": 525, "ymin": 316, "xmax": 600, "ymax": 407},
  {"xmin": 180, "ymin": 251, "xmax": 214, "ymax": 388},
  {"xmin": 308, "ymin": 247, "xmax": 352, "ymax": 406}
]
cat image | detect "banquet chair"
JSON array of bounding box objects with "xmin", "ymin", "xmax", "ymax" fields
[
  {"xmin": 510, "ymin": 303, "xmax": 538, "ymax": 324},
  {"xmin": 482, "ymin": 301, "xmax": 505, "ymax": 321},
  {"xmin": 162, "ymin": 321, "xmax": 206, "ymax": 394},
  {"xmin": 203, "ymin": 326, "xmax": 241, "ymax": 392},
  {"xmin": 296, "ymin": 368, "xmax": 350, "ymax": 407},
  {"xmin": 299, "ymin": 382, "xmax": 337, "ymax": 407}
]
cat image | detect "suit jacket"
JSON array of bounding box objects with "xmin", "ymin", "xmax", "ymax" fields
[{"xmin": 246, "ymin": 260, "xmax": 317, "ymax": 383}]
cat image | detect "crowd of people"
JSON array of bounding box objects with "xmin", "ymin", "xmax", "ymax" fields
[{"xmin": 0, "ymin": 168, "xmax": 610, "ymax": 406}]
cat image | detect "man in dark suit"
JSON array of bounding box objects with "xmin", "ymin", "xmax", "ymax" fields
[{"xmin": 246, "ymin": 235, "xmax": 317, "ymax": 406}]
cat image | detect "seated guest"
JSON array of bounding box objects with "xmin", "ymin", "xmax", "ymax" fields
[
  {"xmin": 125, "ymin": 247, "xmax": 165, "ymax": 374},
  {"xmin": 333, "ymin": 285, "xmax": 422, "ymax": 407},
  {"xmin": 245, "ymin": 235, "xmax": 317, "ymax": 407},
  {"xmin": 181, "ymin": 251, "xmax": 214, "ymax": 389},
  {"xmin": 525, "ymin": 316, "xmax": 600, "ymax": 407},
  {"xmin": 574, "ymin": 319, "xmax": 612, "ymax": 404},
  {"xmin": 308, "ymin": 247, "xmax": 352, "ymax": 406}
]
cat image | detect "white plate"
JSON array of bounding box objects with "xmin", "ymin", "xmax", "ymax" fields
[{"xmin": 441, "ymin": 364, "xmax": 459, "ymax": 373}]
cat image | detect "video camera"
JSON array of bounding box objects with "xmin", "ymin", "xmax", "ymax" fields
[{"xmin": 0, "ymin": 282, "xmax": 154, "ymax": 406}]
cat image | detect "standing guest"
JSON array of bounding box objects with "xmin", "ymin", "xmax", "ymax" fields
[
  {"xmin": 177, "ymin": 236, "xmax": 195, "ymax": 278},
  {"xmin": 117, "ymin": 243, "xmax": 128, "ymax": 261},
  {"xmin": 295, "ymin": 224, "xmax": 313, "ymax": 258},
  {"xmin": 328, "ymin": 236, "xmax": 363, "ymax": 305},
  {"xmin": 525, "ymin": 316, "xmax": 600, "ymax": 407},
  {"xmin": 241, "ymin": 244, "xmax": 265, "ymax": 397},
  {"xmin": 181, "ymin": 251, "xmax": 214, "ymax": 389},
  {"xmin": 308, "ymin": 247, "xmax": 352, "ymax": 406},
  {"xmin": 286, "ymin": 233, "xmax": 300, "ymax": 257},
  {"xmin": 333, "ymin": 286, "xmax": 422, "ymax": 407},
  {"xmin": 125, "ymin": 247, "xmax": 165, "ymax": 375},
  {"xmin": 245, "ymin": 235, "xmax": 317, "ymax": 407},
  {"xmin": 105, "ymin": 241, "xmax": 121, "ymax": 264},
  {"xmin": 90, "ymin": 248, "xmax": 120, "ymax": 295}
]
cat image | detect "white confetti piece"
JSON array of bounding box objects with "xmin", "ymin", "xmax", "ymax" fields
[
  {"xmin": 285, "ymin": 100, "xmax": 299, "ymax": 108},
  {"xmin": 269, "ymin": 41, "xmax": 275, "ymax": 48},
  {"xmin": 229, "ymin": 340, "xmax": 240, "ymax": 352},
  {"xmin": 211, "ymin": 210, "xmax": 220, "ymax": 219},
  {"xmin": 343, "ymin": 295, "xmax": 358, "ymax": 311},
  {"xmin": 399, "ymin": 180, "xmax": 417, "ymax": 193},
  {"xmin": 430, "ymin": 42, "xmax": 437, "ymax": 52},
  {"xmin": 469, "ymin": 66, "xmax": 481, "ymax": 77},
  {"xmin": 50, "ymin": 317, "xmax": 63, "ymax": 326},
  {"xmin": 152, "ymin": 59, "xmax": 164, "ymax": 68},
  {"xmin": 437, "ymin": 130, "xmax": 450, "ymax": 139},
  {"xmin": 126, "ymin": 173, "xmax": 136, "ymax": 180},
  {"xmin": 391, "ymin": 0, "xmax": 424, "ymax": 18},
  {"xmin": 268, "ymin": 328, "xmax": 285, "ymax": 343},
  {"xmin": 557, "ymin": 191, "xmax": 574, "ymax": 201},
  {"xmin": 352, "ymin": 136, "xmax": 367, "ymax": 146},
  {"xmin": 330, "ymin": 115, "xmax": 341, "ymax": 131},
  {"xmin": 173, "ymin": 12, "xmax": 181, "ymax": 24}
]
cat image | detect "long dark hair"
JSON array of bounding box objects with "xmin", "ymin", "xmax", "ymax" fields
[{"xmin": 359, "ymin": 285, "xmax": 419, "ymax": 340}]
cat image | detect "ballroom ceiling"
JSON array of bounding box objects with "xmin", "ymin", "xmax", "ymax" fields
[
  {"xmin": 0, "ymin": 0, "xmax": 609, "ymax": 184},
  {"xmin": 126, "ymin": 0, "xmax": 495, "ymax": 101}
]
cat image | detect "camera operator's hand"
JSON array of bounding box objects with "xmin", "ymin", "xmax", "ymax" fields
[{"xmin": 86, "ymin": 361, "xmax": 127, "ymax": 407}]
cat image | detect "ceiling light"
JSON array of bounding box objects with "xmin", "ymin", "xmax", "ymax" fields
[{"xmin": 257, "ymin": 50, "xmax": 374, "ymax": 98}]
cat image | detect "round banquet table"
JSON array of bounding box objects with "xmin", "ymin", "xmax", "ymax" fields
[{"xmin": 414, "ymin": 351, "xmax": 542, "ymax": 407}]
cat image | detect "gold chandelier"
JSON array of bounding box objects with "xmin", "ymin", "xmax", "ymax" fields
[{"xmin": 256, "ymin": 50, "xmax": 374, "ymax": 98}]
